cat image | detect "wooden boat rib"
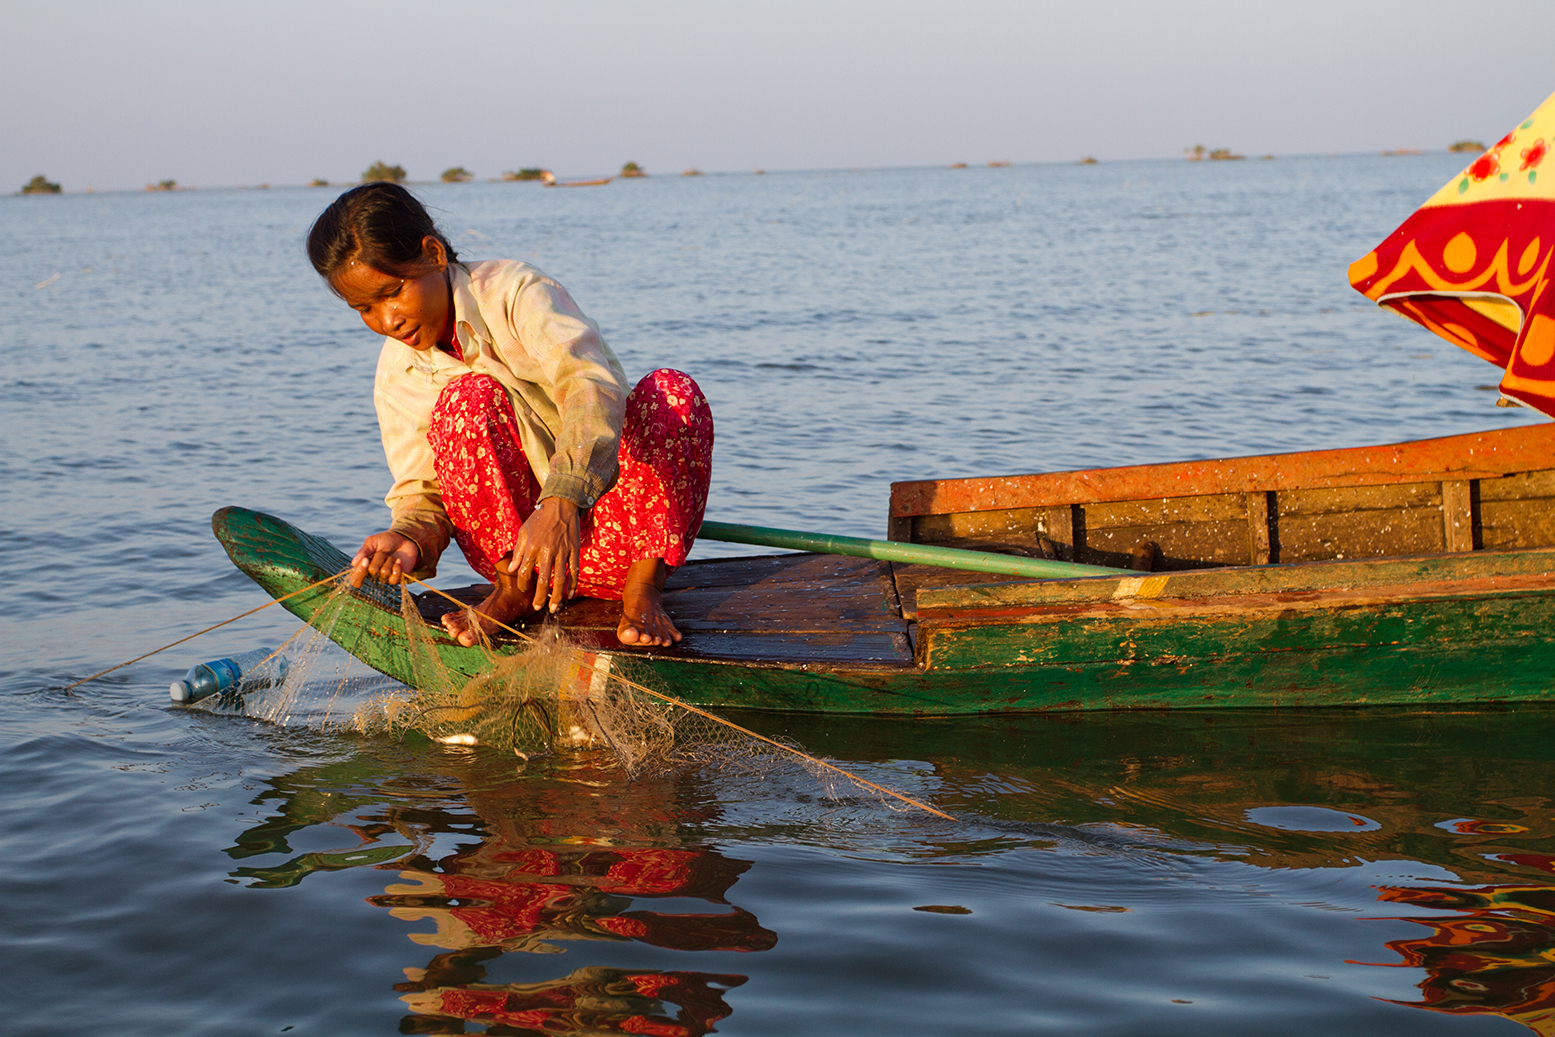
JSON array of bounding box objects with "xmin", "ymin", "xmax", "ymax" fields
[{"xmin": 215, "ymin": 423, "xmax": 1555, "ymax": 714}]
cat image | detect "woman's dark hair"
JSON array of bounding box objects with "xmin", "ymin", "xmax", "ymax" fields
[{"xmin": 307, "ymin": 182, "xmax": 458, "ymax": 283}]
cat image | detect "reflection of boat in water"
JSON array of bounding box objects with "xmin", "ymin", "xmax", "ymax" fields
[
  {"xmin": 217, "ymin": 422, "xmax": 1555, "ymax": 714},
  {"xmin": 215, "ymin": 707, "xmax": 1555, "ymax": 1033},
  {"xmin": 398, "ymin": 965, "xmax": 746, "ymax": 1035},
  {"xmin": 541, "ymin": 171, "xmax": 613, "ymax": 187},
  {"xmin": 225, "ymin": 751, "xmax": 773, "ymax": 1035},
  {"xmin": 1366, "ymin": 882, "xmax": 1555, "ymax": 1035}
]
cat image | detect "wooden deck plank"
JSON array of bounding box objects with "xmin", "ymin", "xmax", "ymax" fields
[
  {"xmin": 413, "ymin": 552, "xmax": 915, "ymax": 668},
  {"xmin": 892, "ymin": 563, "xmax": 1036, "ymax": 621},
  {"xmin": 566, "ymin": 629, "xmax": 916, "ymax": 668}
]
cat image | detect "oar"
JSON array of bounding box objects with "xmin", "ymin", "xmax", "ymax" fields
[{"xmin": 696, "ymin": 521, "xmax": 1131, "ymax": 579}]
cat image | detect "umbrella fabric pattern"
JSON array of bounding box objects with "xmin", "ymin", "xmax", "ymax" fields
[{"xmin": 1350, "ymin": 90, "xmax": 1555, "ymax": 415}]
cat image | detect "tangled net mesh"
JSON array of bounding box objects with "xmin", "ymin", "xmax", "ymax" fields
[{"xmin": 197, "ymin": 580, "xmax": 941, "ymax": 817}]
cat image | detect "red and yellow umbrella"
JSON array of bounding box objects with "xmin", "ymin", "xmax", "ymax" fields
[{"xmin": 1350, "ymin": 91, "xmax": 1555, "ymax": 415}]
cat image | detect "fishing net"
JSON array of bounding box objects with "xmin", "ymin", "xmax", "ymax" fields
[
  {"xmin": 190, "ymin": 583, "xmax": 398, "ymax": 731},
  {"xmin": 361, "ymin": 586, "xmax": 693, "ymax": 775},
  {"xmin": 199, "ymin": 578, "xmax": 946, "ymax": 818}
]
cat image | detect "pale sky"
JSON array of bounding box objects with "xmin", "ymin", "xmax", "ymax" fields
[{"xmin": 6, "ymin": 0, "xmax": 1555, "ymax": 192}]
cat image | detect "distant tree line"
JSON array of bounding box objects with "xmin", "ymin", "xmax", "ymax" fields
[{"xmin": 363, "ymin": 161, "xmax": 406, "ymax": 183}]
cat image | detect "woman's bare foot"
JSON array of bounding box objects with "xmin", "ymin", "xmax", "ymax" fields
[
  {"xmin": 617, "ymin": 558, "xmax": 681, "ymax": 647},
  {"xmin": 442, "ymin": 559, "xmax": 537, "ymax": 646}
]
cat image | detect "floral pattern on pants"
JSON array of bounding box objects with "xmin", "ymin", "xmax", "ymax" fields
[{"xmin": 426, "ymin": 369, "xmax": 714, "ymax": 600}]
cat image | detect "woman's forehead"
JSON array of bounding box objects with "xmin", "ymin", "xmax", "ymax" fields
[{"xmin": 331, "ymin": 260, "xmax": 399, "ymax": 300}]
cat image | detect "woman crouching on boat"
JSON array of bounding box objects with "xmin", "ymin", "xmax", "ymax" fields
[{"xmin": 307, "ymin": 183, "xmax": 712, "ymax": 647}]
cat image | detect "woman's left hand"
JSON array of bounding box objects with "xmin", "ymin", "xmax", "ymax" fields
[{"xmin": 509, "ymin": 497, "xmax": 581, "ymax": 612}]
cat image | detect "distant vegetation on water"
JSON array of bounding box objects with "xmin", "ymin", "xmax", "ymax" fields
[
  {"xmin": 441, "ymin": 167, "xmax": 473, "ymax": 183},
  {"xmin": 620, "ymin": 161, "xmax": 645, "ymax": 177},
  {"xmin": 21, "ymin": 175, "xmax": 61, "ymax": 194},
  {"xmin": 1449, "ymin": 140, "xmax": 1487, "ymax": 153},
  {"xmin": 1184, "ymin": 145, "xmax": 1244, "ymax": 161},
  {"xmin": 502, "ymin": 168, "xmax": 548, "ymax": 181},
  {"xmin": 362, "ymin": 161, "xmax": 406, "ymax": 183},
  {"xmin": 309, "ymin": 178, "xmax": 329, "ymax": 187},
  {"xmin": 147, "ymin": 179, "xmax": 178, "ymax": 191}
]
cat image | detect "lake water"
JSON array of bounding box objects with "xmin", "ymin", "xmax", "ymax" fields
[{"xmin": 4, "ymin": 156, "xmax": 1553, "ymax": 1035}]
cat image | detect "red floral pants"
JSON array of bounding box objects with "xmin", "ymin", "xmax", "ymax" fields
[{"xmin": 426, "ymin": 370, "xmax": 713, "ymax": 600}]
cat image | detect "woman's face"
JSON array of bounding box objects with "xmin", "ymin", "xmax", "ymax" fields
[{"xmin": 330, "ymin": 236, "xmax": 450, "ymax": 351}]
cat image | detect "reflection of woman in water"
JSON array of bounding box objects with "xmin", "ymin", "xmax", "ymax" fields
[
  {"xmin": 307, "ymin": 183, "xmax": 713, "ymax": 647},
  {"xmin": 226, "ymin": 751, "xmax": 773, "ymax": 1035},
  {"xmin": 382, "ymin": 843, "xmax": 774, "ymax": 1034},
  {"xmin": 376, "ymin": 845, "xmax": 776, "ymax": 955},
  {"xmin": 374, "ymin": 779, "xmax": 775, "ymax": 1034}
]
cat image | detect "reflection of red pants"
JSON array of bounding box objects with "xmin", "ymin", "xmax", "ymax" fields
[{"xmin": 427, "ymin": 370, "xmax": 713, "ymax": 599}]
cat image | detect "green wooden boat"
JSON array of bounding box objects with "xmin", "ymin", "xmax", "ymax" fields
[{"xmin": 215, "ymin": 423, "xmax": 1555, "ymax": 714}]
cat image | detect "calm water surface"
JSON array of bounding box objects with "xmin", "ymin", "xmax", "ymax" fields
[{"xmin": 3, "ymin": 157, "xmax": 1552, "ymax": 1034}]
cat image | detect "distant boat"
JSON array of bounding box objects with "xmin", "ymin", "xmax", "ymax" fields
[{"xmin": 541, "ymin": 172, "xmax": 613, "ymax": 188}]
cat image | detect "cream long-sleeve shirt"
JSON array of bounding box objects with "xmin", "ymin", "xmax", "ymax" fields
[{"xmin": 375, "ymin": 260, "xmax": 629, "ymax": 576}]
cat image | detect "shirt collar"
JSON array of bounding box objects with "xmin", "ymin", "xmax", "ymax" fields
[
  {"xmin": 389, "ymin": 263, "xmax": 488, "ymax": 373},
  {"xmin": 448, "ymin": 262, "xmax": 491, "ymax": 357}
]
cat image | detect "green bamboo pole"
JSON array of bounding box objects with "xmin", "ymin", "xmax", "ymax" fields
[{"xmin": 696, "ymin": 521, "xmax": 1131, "ymax": 579}]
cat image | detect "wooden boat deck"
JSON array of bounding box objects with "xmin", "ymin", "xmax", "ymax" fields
[{"xmin": 415, "ymin": 553, "xmax": 921, "ymax": 670}]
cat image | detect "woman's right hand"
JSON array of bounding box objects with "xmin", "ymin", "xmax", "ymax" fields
[{"xmin": 350, "ymin": 530, "xmax": 420, "ymax": 587}]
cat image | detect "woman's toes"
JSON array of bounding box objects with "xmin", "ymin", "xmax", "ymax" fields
[{"xmin": 441, "ymin": 610, "xmax": 482, "ymax": 647}]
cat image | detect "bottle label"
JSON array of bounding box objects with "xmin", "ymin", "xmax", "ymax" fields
[{"xmin": 207, "ymin": 657, "xmax": 242, "ymax": 690}]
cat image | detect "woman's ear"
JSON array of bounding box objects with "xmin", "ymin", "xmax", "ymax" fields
[{"xmin": 422, "ymin": 235, "xmax": 448, "ymax": 270}]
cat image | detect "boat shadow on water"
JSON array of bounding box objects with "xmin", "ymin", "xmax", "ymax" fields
[{"xmin": 220, "ymin": 707, "xmax": 1555, "ymax": 1034}]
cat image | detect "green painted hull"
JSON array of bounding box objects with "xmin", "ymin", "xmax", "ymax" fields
[{"xmin": 214, "ymin": 506, "xmax": 1555, "ymax": 714}]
